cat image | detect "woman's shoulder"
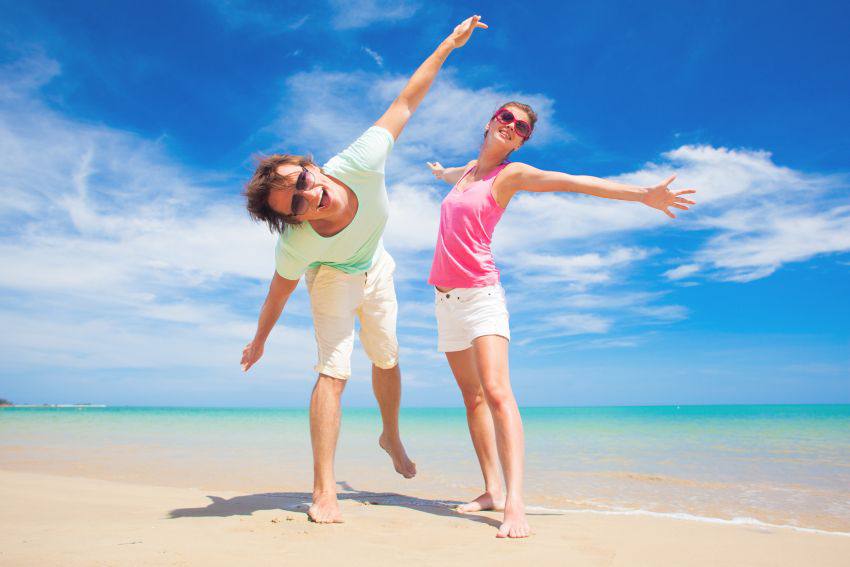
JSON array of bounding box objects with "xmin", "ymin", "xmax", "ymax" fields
[{"xmin": 496, "ymin": 161, "xmax": 532, "ymax": 181}]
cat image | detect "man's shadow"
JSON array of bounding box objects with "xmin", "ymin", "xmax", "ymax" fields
[{"xmin": 168, "ymin": 481, "xmax": 502, "ymax": 528}]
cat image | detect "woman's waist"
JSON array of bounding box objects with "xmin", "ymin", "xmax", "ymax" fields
[{"xmin": 429, "ymin": 269, "xmax": 501, "ymax": 292}]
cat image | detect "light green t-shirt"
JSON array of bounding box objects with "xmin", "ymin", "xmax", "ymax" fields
[{"xmin": 275, "ymin": 126, "xmax": 394, "ymax": 280}]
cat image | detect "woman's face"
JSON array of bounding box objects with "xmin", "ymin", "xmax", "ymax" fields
[{"xmin": 485, "ymin": 105, "xmax": 530, "ymax": 153}]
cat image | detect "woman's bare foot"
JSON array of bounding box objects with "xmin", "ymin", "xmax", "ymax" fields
[
  {"xmin": 456, "ymin": 491, "xmax": 505, "ymax": 513},
  {"xmin": 379, "ymin": 433, "xmax": 417, "ymax": 479},
  {"xmin": 307, "ymin": 492, "xmax": 343, "ymax": 524},
  {"xmin": 496, "ymin": 499, "xmax": 530, "ymax": 538}
]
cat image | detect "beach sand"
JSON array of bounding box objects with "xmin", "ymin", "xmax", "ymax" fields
[{"xmin": 1, "ymin": 469, "xmax": 848, "ymax": 566}]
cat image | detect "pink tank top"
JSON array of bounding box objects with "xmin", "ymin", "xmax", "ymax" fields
[{"xmin": 428, "ymin": 162, "xmax": 509, "ymax": 288}]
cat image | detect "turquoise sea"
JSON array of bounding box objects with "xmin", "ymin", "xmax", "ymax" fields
[{"xmin": 2, "ymin": 404, "xmax": 849, "ymax": 533}]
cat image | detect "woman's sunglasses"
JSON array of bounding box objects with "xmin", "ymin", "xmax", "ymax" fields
[
  {"xmin": 492, "ymin": 108, "xmax": 533, "ymax": 139},
  {"xmin": 287, "ymin": 166, "xmax": 315, "ymax": 216}
]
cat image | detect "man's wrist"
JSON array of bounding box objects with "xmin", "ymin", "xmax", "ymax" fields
[{"xmin": 438, "ymin": 39, "xmax": 455, "ymax": 55}]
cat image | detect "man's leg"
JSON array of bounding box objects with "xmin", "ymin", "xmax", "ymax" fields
[
  {"xmin": 308, "ymin": 374, "xmax": 347, "ymax": 523},
  {"xmin": 372, "ymin": 363, "xmax": 416, "ymax": 478},
  {"xmin": 359, "ymin": 251, "xmax": 416, "ymax": 478},
  {"xmin": 304, "ymin": 265, "xmax": 357, "ymax": 522}
]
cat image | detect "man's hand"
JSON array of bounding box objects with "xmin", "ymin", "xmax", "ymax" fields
[
  {"xmin": 241, "ymin": 340, "xmax": 264, "ymax": 372},
  {"xmin": 445, "ymin": 15, "xmax": 488, "ymax": 49},
  {"xmin": 427, "ymin": 161, "xmax": 445, "ymax": 180},
  {"xmin": 641, "ymin": 175, "xmax": 697, "ymax": 218}
]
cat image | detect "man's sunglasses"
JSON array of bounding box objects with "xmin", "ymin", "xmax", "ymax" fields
[
  {"xmin": 287, "ymin": 166, "xmax": 315, "ymax": 217},
  {"xmin": 492, "ymin": 108, "xmax": 533, "ymax": 139}
]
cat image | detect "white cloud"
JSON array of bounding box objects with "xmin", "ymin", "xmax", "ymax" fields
[
  {"xmin": 0, "ymin": 54, "xmax": 308, "ymax": 372},
  {"xmin": 271, "ymin": 68, "xmax": 567, "ymax": 181},
  {"xmin": 617, "ymin": 145, "xmax": 850, "ymax": 282},
  {"xmin": 363, "ymin": 46, "xmax": 384, "ymax": 67},
  {"xmin": 210, "ymin": 1, "xmax": 310, "ymax": 34},
  {"xmin": 696, "ymin": 205, "xmax": 850, "ymax": 282},
  {"xmin": 503, "ymin": 247, "xmax": 654, "ymax": 290},
  {"xmin": 545, "ymin": 313, "xmax": 612, "ymax": 335},
  {"xmin": 329, "ymin": 0, "xmax": 420, "ymax": 30},
  {"xmin": 384, "ymin": 183, "xmax": 442, "ymax": 251},
  {"xmin": 664, "ymin": 263, "xmax": 701, "ymax": 280}
]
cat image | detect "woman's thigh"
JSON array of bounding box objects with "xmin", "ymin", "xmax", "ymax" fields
[
  {"xmin": 471, "ymin": 335, "xmax": 512, "ymax": 396},
  {"xmin": 445, "ymin": 347, "xmax": 482, "ymax": 400}
]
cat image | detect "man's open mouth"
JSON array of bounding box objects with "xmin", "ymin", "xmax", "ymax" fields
[{"xmin": 319, "ymin": 188, "xmax": 330, "ymax": 209}]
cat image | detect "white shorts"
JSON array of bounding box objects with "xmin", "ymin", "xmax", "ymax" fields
[
  {"xmin": 434, "ymin": 285, "xmax": 510, "ymax": 353},
  {"xmin": 304, "ymin": 249, "xmax": 399, "ymax": 380}
]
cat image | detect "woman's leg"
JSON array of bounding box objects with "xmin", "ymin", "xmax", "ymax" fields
[
  {"xmin": 445, "ymin": 347, "xmax": 504, "ymax": 512},
  {"xmin": 471, "ymin": 334, "xmax": 530, "ymax": 538}
]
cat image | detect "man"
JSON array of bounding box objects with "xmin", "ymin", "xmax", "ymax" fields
[{"xmin": 240, "ymin": 16, "xmax": 487, "ymax": 523}]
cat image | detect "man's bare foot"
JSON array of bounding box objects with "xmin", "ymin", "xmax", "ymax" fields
[
  {"xmin": 456, "ymin": 491, "xmax": 505, "ymax": 513},
  {"xmin": 496, "ymin": 500, "xmax": 530, "ymax": 538},
  {"xmin": 378, "ymin": 433, "xmax": 416, "ymax": 479},
  {"xmin": 307, "ymin": 492, "xmax": 343, "ymax": 524}
]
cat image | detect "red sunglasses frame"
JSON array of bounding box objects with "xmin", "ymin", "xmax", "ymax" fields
[{"xmin": 491, "ymin": 107, "xmax": 533, "ymax": 139}]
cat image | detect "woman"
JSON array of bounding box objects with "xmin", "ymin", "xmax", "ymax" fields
[{"xmin": 426, "ymin": 102, "xmax": 696, "ymax": 537}]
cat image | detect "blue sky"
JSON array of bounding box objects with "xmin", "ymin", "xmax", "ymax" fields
[{"xmin": 1, "ymin": 0, "xmax": 848, "ymax": 407}]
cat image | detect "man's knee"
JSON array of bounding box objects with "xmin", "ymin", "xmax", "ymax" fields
[{"xmin": 315, "ymin": 373, "xmax": 347, "ymax": 394}]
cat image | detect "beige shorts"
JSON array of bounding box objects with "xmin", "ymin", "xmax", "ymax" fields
[
  {"xmin": 304, "ymin": 249, "xmax": 399, "ymax": 380},
  {"xmin": 435, "ymin": 285, "xmax": 510, "ymax": 353}
]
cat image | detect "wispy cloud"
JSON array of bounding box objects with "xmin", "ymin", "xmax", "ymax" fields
[
  {"xmin": 616, "ymin": 146, "xmax": 850, "ymax": 282},
  {"xmin": 664, "ymin": 263, "xmax": 701, "ymax": 280},
  {"xmin": 363, "ymin": 46, "xmax": 384, "ymax": 67},
  {"xmin": 210, "ymin": 1, "xmax": 310, "ymax": 34},
  {"xmin": 329, "ymin": 0, "xmax": 420, "ymax": 30},
  {"xmin": 0, "ymin": 54, "xmax": 316, "ymax": 373}
]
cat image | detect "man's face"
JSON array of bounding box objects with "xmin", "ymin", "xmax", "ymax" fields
[{"xmin": 267, "ymin": 163, "xmax": 341, "ymax": 222}]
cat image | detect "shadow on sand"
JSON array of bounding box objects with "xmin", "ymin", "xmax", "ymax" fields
[{"xmin": 168, "ymin": 481, "xmax": 502, "ymax": 528}]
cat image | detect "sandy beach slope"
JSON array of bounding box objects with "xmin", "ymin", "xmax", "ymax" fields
[{"xmin": 1, "ymin": 469, "xmax": 847, "ymax": 566}]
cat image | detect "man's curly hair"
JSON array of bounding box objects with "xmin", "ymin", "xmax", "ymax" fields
[{"xmin": 244, "ymin": 154, "xmax": 315, "ymax": 234}]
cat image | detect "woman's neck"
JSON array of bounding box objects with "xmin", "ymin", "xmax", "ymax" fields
[{"xmin": 475, "ymin": 141, "xmax": 510, "ymax": 178}]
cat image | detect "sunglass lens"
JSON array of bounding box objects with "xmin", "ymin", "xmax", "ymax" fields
[
  {"xmin": 291, "ymin": 194, "xmax": 308, "ymax": 216},
  {"xmin": 498, "ymin": 110, "xmax": 514, "ymax": 123},
  {"xmin": 295, "ymin": 169, "xmax": 310, "ymax": 191},
  {"xmin": 515, "ymin": 121, "xmax": 531, "ymax": 137}
]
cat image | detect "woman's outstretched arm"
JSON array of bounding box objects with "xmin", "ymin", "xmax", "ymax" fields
[
  {"xmin": 427, "ymin": 160, "xmax": 477, "ymax": 185},
  {"xmin": 496, "ymin": 163, "xmax": 697, "ymax": 219},
  {"xmin": 375, "ymin": 15, "xmax": 487, "ymax": 141}
]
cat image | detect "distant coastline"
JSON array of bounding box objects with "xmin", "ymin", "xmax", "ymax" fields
[{"xmin": 0, "ymin": 403, "xmax": 107, "ymax": 408}]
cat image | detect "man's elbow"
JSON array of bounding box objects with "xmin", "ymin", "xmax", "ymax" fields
[{"xmin": 388, "ymin": 96, "xmax": 410, "ymax": 115}]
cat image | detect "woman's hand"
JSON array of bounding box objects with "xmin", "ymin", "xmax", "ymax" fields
[
  {"xmin": 427, "ymin": 161, "xmax": 445, "ymax": 180},
  {"xmin": 445, "ymin": 15, "xmax": 488, "ymax": 49},
  {"xmin": 641, "ymin": 175, "xmax": 697, "ymax": 218},
  {"xmin": 241, "ymin": 340, "xmax": 264, "ymax": 372}
]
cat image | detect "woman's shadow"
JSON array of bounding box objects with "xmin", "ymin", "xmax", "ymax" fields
[{"xmin": 168, "ymin": 481, "xmax": 502, "ymax": 528}]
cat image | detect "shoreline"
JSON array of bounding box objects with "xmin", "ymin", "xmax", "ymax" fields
[
  {"xmin": 4, "ymin": 464, "xmax": 847, "ymax": 539},
  {"xmin": 2, "ymin": 468, "xmax": 849, "ymax": 566}
]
